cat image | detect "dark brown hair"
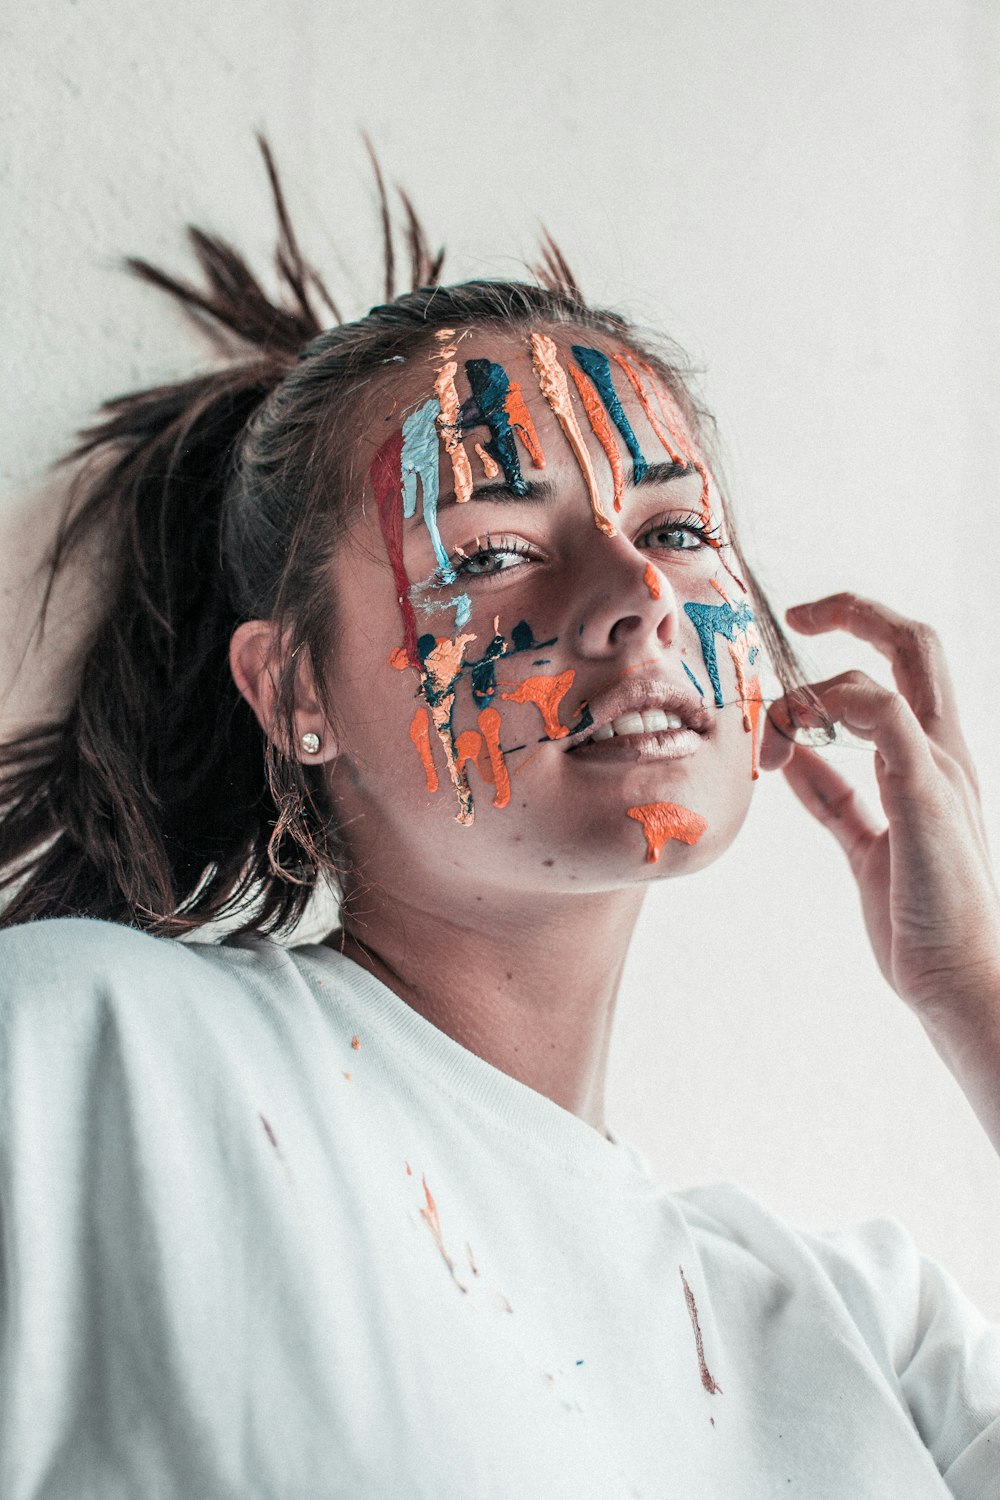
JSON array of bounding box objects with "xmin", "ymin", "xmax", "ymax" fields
[{"xmin": 0, "ymin": 142, "xmax": 818, "ymax": 938}]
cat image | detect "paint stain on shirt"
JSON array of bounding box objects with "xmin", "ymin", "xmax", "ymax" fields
[
  {"xmin": 626, "ymin": 802, "xmax": 708, "ymax": 863},
  {"xmin": 420, "ymin": 1174, "xmax": 467, "ymax": 1293},
  {"xmin": 679, "ymin": 1265, "xmax": 723, "ymax": 1395}
]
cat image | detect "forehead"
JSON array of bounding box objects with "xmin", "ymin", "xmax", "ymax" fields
[{"xmin": 360, "ymin": 323, "xmax": 708, "ymax": 504}]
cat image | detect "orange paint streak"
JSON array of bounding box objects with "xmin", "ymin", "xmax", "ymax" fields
[
  {"xmin": 434, "ymin": 360, "xmax": 473, "ymax": 504},
  {"xmin": 626, "ymin": 802, "xmax": 708, "ymax": 862},
  {"xmin": 408, "ymin": 706, "xmax": 439, "ymax": 792},
  {"xmin": 709, "ymin": 577, "xmax": 731, "ymax": 602},
  {"xmin": 454, "ymin": 728, "xmax": 487, "ymax": 780},
  {"xmin": 389, "ymin": 646, "xmax": 411, "ymax": 670},
  {"xmin": 500, "ymin": 669, "xmax": 576, "ymax": 740},
  {"xmin": 351, "ymin": 1035, "xmax": 360, "ymax": 1050},
  {"xmin": 613, "ymin": 354, "xmax": 686, "ymax": 466},
  {"xmin": 568, "ymin": 362, "xmax": 625, "ymax": 511},
  {"xmin": 643, "ymin": 561, "xmax": 662, "ymax": 600},
  {"xmin": 478, "ymin": 706, "xmax": 510, "ymax": 808},
  {"xmin": 420, "ymin": 1174, "xmax": 467, "ymax": 1292},
  {"xmin": 728, "ymin": 633, "xmax": 764, "ymax": 780},
  {"xmin": 504, "ymin": 379, "xmax": 546, "ymax": 467},
  {"xmin": 530, "ymin": 332, "xmax": 616, "ymax": 538},
  {"xmin": 474, "ymin": 441, "xmax": 499, "ymax": 479}
]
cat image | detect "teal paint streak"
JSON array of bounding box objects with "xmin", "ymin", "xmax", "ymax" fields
[{"xmin": 683, "ymin": 601, "xmax": 756, "ymax": 707}]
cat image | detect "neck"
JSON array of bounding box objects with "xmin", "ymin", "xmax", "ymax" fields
[{"xmin": 328, "ymin": 881, "xmax": 645, "ymax": 1133}]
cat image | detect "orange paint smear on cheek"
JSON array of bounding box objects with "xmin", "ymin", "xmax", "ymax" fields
[
  {"xmin": 530, "ymin": 332, "xmax": 616, "ymax": 538},
  {"xmin": 710, "ymin": 577, "xmax": 731, "ymax": 602},
  {"xmin": 424, "ymin": 633, "xmax": 478, "ymax": 824},
  {"xmin": 504, "ymin": 381, "xmax": 546, "ymax": 467},
  {"xmin": 434, "ymin": 359, "xmax": 474, "ymax": 505},
  {"xmin": 500, "ymin": 669, "xmax": 576, "ymax": 740},
  {"xmin": 644, "ymin": 561, "xmax": 662, "ymax": 600},
  {"xmin": 626, "ymin": 801, "xmax": 708, "ymax": 863},
  {"xmin": 474, "ymin": 442, "xmax": 500, "ymax": 479},
  {"xmin": 408, "ymin": 706, "xmax": 439, "ymax": 792},
  {"xmin": 478, "ymin": 706, "xmax": 511, "ymax": 808},
  {"xmin": 568, "ymin": 363, "xmax": 625, "ymax": 511}
]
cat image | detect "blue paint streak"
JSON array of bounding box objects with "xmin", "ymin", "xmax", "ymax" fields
[
  {"xmin": 402, "ymin": 399, "xmax": 451, "ymax": 577},
  {"xmin": 683, "ymin": 601, "xmax": 756, "ymax": 707},
  {"xmin": 571, "ymin": 345, "xmax": 648, "ymax": 482},
  {"xmin": 463, "ymin": 360, "xmax": 529, "ymax": 496},
  {"xmin": 682, "ymin": 660, "xmax": 705, "ymax": 697}
]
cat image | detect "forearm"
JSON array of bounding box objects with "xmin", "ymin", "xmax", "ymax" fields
[{"xmin": 918, "ymin": 973, "xmax": 1000, "ymax": 1158}]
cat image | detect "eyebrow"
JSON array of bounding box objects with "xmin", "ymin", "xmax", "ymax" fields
[{"xmin": 434, "ymin": 460, "xmax": 694, "ymax": 510}]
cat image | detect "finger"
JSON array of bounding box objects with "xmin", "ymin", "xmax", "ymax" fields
[
  {"xmin": 773, "ymin": 670, "xmax": 936, "ymax": 787},
  {"xmin": 785, "ymin": 593, "xmax": 972, "ymax": 767},
  {"xmin": 781, "ymin": 743, "xmax": 883, "ymax": 870}
]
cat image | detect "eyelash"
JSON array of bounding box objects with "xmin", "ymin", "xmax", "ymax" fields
[
  {"xmin": 638, "ymin": 512, "xmax": 723, "ymax": 552},
  {"xmin": 429, "ymin": 512, "xmax": 723, "ymax": 588}
]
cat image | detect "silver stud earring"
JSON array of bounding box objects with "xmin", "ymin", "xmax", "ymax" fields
[{"xmin": 301, "ymin": 732, "xmax": 321, "ymax": 755}]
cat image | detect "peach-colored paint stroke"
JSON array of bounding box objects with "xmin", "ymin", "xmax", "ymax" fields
[
  {"xmin": 710, "ymin": 577, "xmax": 731, "ymax": 602},
  {"xmin": 679, "ymin": 1265, "xmax": 723, "ymax": 1395},
  {"xmin": 727, "ymin": 636, "xmax": 763, "ymax": 780},
  {"xmin": 530, "ymin": 332, "xmax": 616, "ymax": 538},
  {"xmin": 626, "ymin": 802, "xmax": 708, "ymax": 863},
  {"xmin": 408, "ymin": 705, "xmax": 439, "ymax": 792},
  {"xmin": 500, "ymin": 669, "xmax": 576, "ymax": 740},
  {"xmin": 613, "ymin": 353, "xmax": 686, "ymax": 465},
  {"xmin": 420, "ymin": 1174, "xmax": 467, "ymax": 1293},
  {"xmin": 423, "ymin": 633, "xmax": 478, "ymax": 824},
  {"xmin": 434, "ymin": 358, "xmax": 474, "ymax": 505},
  {"xmin": 475, "ymin": 441, "xmax": 500, "ymax": 479},
  {"xmin": 351, "ymin": 1035, "xmax": 360, "ymax": 1050},
  {"xmin": 643, "ymin": 562, "xmax": 662, "ymax": 600},
  {"xmin": 504, "ymin": 380, "xmax": 546, "ymax": 468},
  {"xmin": 568, "ymin": 362, "xmax": 625, "ymax": 511},
  {"xmin": 636, "ymin": 357, "xmax": 714, "ymax": 526}
]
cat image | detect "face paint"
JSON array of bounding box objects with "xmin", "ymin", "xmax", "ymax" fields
[
  {"xmin": 463, "ymin": 360, "xmax": 534, "ymax": 496},
  {"xmin": 418, "ymin": 632, "xmax": 479, "ymax": 824},
  {"xmin": 626, "ymin": 801, "xmax": 708, "ymax": 863},
  {"xmin": 434, "ymin": 333, "xmax": 474, "ymax": 506},
  {"xmin": 567, "ymin": 361, "xmax": 625, "ymax": 511},
  {"xmin": 474, "ymin": 441, "xmax": 500, "ymax": 479},
  {"xmin": 370, "ymin": 429, "xmax": 420, "ymax": 667},
  {"xmin": 399, "ymin": 621, "xmax": 559, "ymax": 821},
  {"xmin": 503, "ymin": 380, "xmax": 545, "ymax": 467},
  {"xmin": 408, "ymin": 705, "xmax": 439, "ymax": 792},
  {"xmin": 643, "ymin": 561, "xmax": 662, "ymax": 600},
  {"xmin": 401, "ymin": 399, "xmax": 474, "ymax": 631},
  {"xmin": 727, "ymin": 626, "xmax": 764, "ymax": 779},
  {"xmin": 681, "ymin": 659, "xmax": 706, "ymax": 697},
  {"xmin": 499, "ymin": 668, "xmax": 576, "ymax": 740},
  {"xmin": 570, "ymin": 346, "xmax": 648, "ymax": 482},
  {"xmin": 529, "ymin": 332, "xmax": 616, "ymax": 539},
  {"xmin": 617, "ymin": 353, "xmax": 714, "ymax": 526},
  {"xmin": 682, "ymin": 600, "xmax": 756, "ymax": 708}
]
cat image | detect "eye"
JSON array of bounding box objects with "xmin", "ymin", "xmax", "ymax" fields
[
  {"xmin": 449, "ymin": 534, "xmax": 536, "ymax": 580},
  {"xmin": 637, "ymin": 512, "xmax": 719, "ymax": 553}
]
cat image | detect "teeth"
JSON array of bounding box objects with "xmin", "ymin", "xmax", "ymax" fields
[{"xmin": 582, "ymin": 708, "xmax": 688, "ymax": 744}]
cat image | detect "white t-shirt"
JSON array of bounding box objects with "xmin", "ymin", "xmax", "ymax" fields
[{"xmin": 0, "ymin": 917, "xmax": 996, "ymax": 1499}]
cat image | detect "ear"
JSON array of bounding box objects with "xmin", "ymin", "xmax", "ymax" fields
[{"xmin": 229, "ymin": 621, "xmax": 338, "ymax": 765}]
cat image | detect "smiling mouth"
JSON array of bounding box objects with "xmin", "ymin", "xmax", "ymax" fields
[{"xmin": 566, "ymin": 710, "xmax": 705, "ymax": 762}]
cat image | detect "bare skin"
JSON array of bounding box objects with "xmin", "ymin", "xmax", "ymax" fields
[{"xmin": 232, "ymin": 330, "xmax": 1000, "ymax": 1147}]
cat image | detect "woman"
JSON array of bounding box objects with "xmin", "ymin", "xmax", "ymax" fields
[{"xmin": 0, "ymin": 147, "xmax": 997, "ymax": 1497}]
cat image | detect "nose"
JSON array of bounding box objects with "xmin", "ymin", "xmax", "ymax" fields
[{"xmin": 574, "ymin": 541, "xmax": 679, "ymax": 658}]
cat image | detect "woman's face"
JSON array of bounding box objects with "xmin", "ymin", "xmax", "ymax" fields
[{"xmin": 321, "ymin": 325, "xmax": 762, "ymax": 899}]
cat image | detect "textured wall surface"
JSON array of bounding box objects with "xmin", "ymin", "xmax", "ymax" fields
[{"xmin": 3, "ymin": 0, "xmax": 999, "ymax": 1314}]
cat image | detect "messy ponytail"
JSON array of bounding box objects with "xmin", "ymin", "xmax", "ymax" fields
[{"xmin": 0, "ymin": 140, "xmax": 820, "ymax": 938}]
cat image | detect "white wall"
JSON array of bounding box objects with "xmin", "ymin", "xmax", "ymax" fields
[{"xmin": 3, "ymin": 0, "xmax": 999, "ymax": 1316}]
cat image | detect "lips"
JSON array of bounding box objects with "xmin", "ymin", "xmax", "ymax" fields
[{"xmin": 563, "ymin": 675, "xmax": 711, "ymax": 753}]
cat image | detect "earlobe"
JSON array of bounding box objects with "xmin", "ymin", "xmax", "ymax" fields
[{"xmin": 229, "ymin": 621, "xmax": 338, "ymax": 764}]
